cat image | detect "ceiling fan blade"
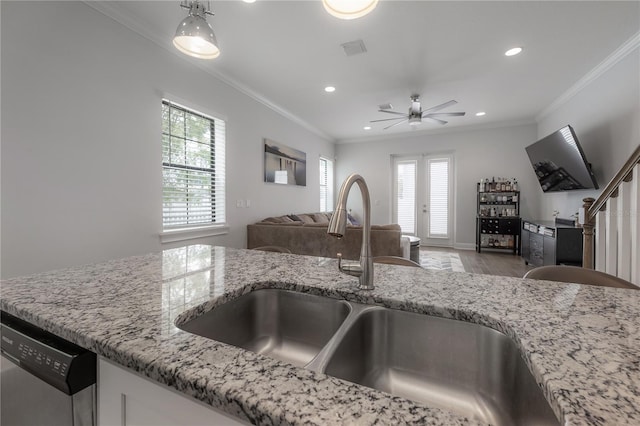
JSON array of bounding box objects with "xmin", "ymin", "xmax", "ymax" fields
[
  {"xmin": 384, "ymin": 119, "xmax": 408, "ymax": 130},
  {"xmin": 370, "ymin": 117, "xmax": 407, "ymax": 123},
  {"xmin": 378, "ymin": 109, "xmax": 407, "ymax": 116},
  {"xmin": 421, "ymin": 100, "xmax": 458, "ymax": 115},
  {"xmin": 424, "ymin": 112, "xmax": 466, "ymax": 117},
  {"xmin": 425, "ymin": 117, "xmax": 448, "ymax": 125}
]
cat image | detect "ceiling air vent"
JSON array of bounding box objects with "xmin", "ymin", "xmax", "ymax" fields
[{"xmin": 341, "ymin": 39, "xmax": 367, "ymax": 57}]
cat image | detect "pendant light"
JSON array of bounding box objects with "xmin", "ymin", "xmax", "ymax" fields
[
  {"xmin": 173, "ymin": 1, "xmax": 220, "ymax": 59},
  {"xmin": 323, "ymin": 0, "xmax": 378, "ymax": 20}
]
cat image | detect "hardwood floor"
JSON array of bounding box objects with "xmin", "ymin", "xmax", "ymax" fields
[{"xmin": 420, "ymin": 246, "xmax": 534, "ymax": 278}]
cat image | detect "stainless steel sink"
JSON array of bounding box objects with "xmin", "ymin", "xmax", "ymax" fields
[
  {"xmin": 177, "ymin": 290, "xmax": 558, "ymax": 425},
  {"xmin": 176, "ymin": 289, "xmax": 350, "ymax": 367},
  {"xmin": 322, "ymin": 307, "xmax": 558, "ymax": 426}
]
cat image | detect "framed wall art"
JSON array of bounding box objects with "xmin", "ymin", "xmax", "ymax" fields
[{"xmin": 264, "ymin": 138, "xmax": 307, "ymax": 186}]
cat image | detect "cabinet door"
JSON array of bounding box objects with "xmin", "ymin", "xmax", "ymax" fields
[
  {"xmin": 529, "ymin": 233, "xmax": 544, "ymax": 266},
  {"xmin": 98, "ymin": 358, "xmax": 247, "ymax": 426},
  {"xmin": 521, "ymin": 228, "xmax": 530, "ymax": 261},
  {"xmin": 556, "ymin": 229, "xmax": 583, "ymax": 265},
  {"xmin": 543, "ymin": 235, "xmax": 556, "ymax": 265}
]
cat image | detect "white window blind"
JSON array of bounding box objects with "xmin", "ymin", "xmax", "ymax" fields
[
  {"xmin": 162, "ymin": 100, "xmax": 225, "ymax": 229},
  {"xmin": 395, "ymin": 160, "xmax": 417, "ymax": 234},
  {"xmin": 428, "ymin": 158, "xmax": 449, "ymax": 237},
  {"xmin": 319, "ymin": 157, "xmax": 334, "ymax": 212}
]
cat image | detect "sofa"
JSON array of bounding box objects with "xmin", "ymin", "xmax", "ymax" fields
[{"xmin": 247, "ymin": 212, "xmax": 409, "ymax": 260}]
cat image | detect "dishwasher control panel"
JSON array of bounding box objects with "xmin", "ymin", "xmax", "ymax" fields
[
  {"xmin": 3, "ymin": 328, "xmax": 71, "ymax": 376},
  {"xmin": 1, "ymin": 311, "xmax": 96, "ymax": 395}
]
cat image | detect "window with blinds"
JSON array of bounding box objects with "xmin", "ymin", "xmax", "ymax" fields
[
  {"xmin": 395, "ymin": 160, "xmax": 417, "ymax": 234},
  {"xmin": 319, "ymin": 157, "xmax": 334, "ymax": 212},
  {"xmin": 162, "ymin": 100, "xmax": 225, "ymax": 229},
  {"xmin": 428, "ymin": 157, "xmax": 449, "ymax": 237}
]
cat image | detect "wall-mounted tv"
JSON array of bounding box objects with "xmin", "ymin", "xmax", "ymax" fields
[{"xmin": 525, "ymin": 125, "xmax": 599, "ymax": 192}]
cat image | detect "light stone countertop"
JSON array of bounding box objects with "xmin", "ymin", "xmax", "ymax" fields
[{"xmin": 1, "ymin": 245, "xmax": 639, "ymax": 425}]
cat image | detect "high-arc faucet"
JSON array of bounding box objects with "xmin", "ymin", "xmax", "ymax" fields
[{"xmin": 327, "ymin": 173, "xmax": 374, "ymax": 290}]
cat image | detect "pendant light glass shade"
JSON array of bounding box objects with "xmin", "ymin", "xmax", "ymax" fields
[
  {"xmin": 173, "ymin": 2, "xmax": 220, "ymax": 59},
  {"xmin": 322, "ymin": 0, "xmax": 378, "ymax": 20}
]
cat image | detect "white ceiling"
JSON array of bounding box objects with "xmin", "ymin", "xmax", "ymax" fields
[{"xmin": 92, "ymin": 1, "xmax": 640, "ymax": 142}]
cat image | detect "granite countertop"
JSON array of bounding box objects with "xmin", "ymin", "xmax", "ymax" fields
[{"xmin": 1, "ymin": 245, "xmax": 639, "ymax": 425}]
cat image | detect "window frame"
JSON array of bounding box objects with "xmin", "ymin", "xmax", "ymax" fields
[{"xmin": 160, "ymin": 99, "xmax": 228, "ymax": 243}]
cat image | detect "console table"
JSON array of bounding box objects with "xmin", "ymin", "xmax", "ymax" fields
[{"xmin": 521, "ymin": 219, "xmax": 583, "ymax": 267}]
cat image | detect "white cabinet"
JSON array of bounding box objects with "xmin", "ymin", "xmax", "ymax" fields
[{"xmin": 98, "ymin": 358, "xmax": 246, "ymax": 426}]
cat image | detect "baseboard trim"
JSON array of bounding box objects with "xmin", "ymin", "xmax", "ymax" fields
[
  {"xmin": 419, "ymin": 242, "xmax": 476, "ymax": 250},
  {"xmin": 454, "ymin": 243, "xmax": 476, "ymax": 251}
]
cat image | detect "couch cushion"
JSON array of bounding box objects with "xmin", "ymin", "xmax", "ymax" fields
[
  {"xmin": 297, "ymin": 214, "xmax": 316, "ymax": 224},
  {"xmin": 312, "ymin": 213, "xmax": 331, "ymax": 224},
  {"xmin": 262, "ymin": 215, "xmax": 296, "ymax": 224}
]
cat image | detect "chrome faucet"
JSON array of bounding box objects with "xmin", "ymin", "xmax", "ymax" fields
[{"xmin": 327, "ymin": 173, "xmax": 374, "ymax": 290}]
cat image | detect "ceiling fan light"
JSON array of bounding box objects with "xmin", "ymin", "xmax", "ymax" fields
[
  {"xmin": 173, "ymin": 3, "xmax": 220, "ymax": 59},
  {"xmin": 408, "ymin": 116, "xmax": 422, "ymax": 126},
  {"xmin": 505, "ymin": 47, "xmax": 523, "ymax": 57},
  {"xmin": 323, "ymin": 0, "xmax": 378, "ymax": 20}
]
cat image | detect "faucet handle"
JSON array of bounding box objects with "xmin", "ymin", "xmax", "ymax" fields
[{"xmin": 336, "ymin": 253, "xmax": 363, "ymax": 278}]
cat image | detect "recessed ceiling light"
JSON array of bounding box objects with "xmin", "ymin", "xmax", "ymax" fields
[
  {"xmin": 242, "ymin": 0, "xmax": 256, "ymax": 3},
  {"xmin": 363, "ymin": 126, "xmax": 371, "ymax": 130},
  {"xmin": 505, "ymin": 47, "xmax": 523, "ymax": 57},
  {"xmin": 324, "ymin": 86, "xmax": 336, "ymax": 93},
  {"xmin": 476, "ymin": 112, "xmax": 486, "ymax": 117},
  {"xmin": 323, "ymin": 0, "xmax": 378, "ymax": 20}
]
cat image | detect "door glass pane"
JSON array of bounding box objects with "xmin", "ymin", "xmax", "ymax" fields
[
  {"xmin": 396, "ymin": 161, "xmax": 416, "ymax": 234},
  {"xmin": 429, "ymin": 159, "xmax": 449, "ymax": 237}
]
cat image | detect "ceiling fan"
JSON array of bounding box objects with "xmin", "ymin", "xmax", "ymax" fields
[{"xmin": 371, "ymin": 95, "xmax": 466, "ymax": 130}]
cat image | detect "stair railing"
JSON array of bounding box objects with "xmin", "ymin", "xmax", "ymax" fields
[{"xmin": 582, "ymin": 144, "xmax": 640, "ymax": 285}]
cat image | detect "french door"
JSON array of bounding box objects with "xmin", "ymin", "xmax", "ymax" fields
[{"xmin": 393, "ymin": 153, "xmax": 454, "ymax": 246}]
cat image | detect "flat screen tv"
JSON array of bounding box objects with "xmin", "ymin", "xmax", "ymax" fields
[{"xmin": 525, "ymin": 125, "xmax": 599, "ymax": 192}]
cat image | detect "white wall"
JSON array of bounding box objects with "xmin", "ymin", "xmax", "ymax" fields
[
  {"xmin": 0, "ymin": 1, "xmax": 333, "ymax": 278},
  {"xmin": 536, "ymin": 47, "xmax": 640, "ymax": 220},
  {"xmin": 335, "ymin": 123, "xmax": 539, "ymax": 249}
]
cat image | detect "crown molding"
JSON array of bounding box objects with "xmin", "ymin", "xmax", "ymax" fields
[
  {"xmin": 83, "ymin": 1, "xmax": 335, "ymax": 142},
  {"xmin": 537, "ymin": 31, "xmax": 640, "ymax": 121}
]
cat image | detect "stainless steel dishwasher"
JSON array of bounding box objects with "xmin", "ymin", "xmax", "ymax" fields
[{"xmin": 1, "ymin": 311, "xmax": 97, "ymax": 426}]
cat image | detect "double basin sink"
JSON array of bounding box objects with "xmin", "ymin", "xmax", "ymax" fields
[{"xmin": 176, "ymin": 289, "xmax": 559, "ymax": 425}]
